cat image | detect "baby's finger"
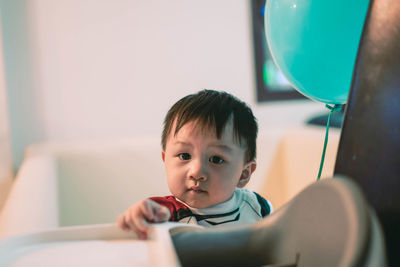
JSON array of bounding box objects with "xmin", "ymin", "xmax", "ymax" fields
[
  {"xmin": 131, "ymin": 216, "xmax": 151, "ymax": 240},
  {"xmin": 117, "ymin": 214, "xmax": 131, "ymax": 231},
  {"xmin": 141, "ymin": 199, "xmax": 160, "ymax": 221},
  {"xmin": 122, "ymin": 209, "xmax": 149, "ymax": 239},
  {"xmin": 154, "ymin": 206, "xmax": 171, "ymax": 222},
  {"xmin": 132, "ymin": 212, "xmax": 150, "ymax": 232}
]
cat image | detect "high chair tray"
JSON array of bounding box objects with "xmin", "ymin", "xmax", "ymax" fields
[{"xmin": 0, "ymin": 223, "xmax": 189, "ymax": 267}]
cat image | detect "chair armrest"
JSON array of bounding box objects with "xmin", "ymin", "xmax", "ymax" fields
[{"xmin": 0, "ymin": 155, "xmax": 59, "ymax": 239}]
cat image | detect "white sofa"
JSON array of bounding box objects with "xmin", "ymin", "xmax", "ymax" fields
[{"xmin": 0, "ymin": 126, "xmax": 341, "ymax": 239}]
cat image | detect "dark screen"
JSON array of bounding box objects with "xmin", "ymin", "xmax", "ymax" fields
[{"xmin": 334, "ymin": 0, "xmax": 400, "ymax": 265}]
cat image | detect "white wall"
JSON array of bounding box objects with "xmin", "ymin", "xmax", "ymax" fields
[
  {"xmin": 0, "ymin": 17, "xmax": 12, "ymax": 209},
  {"xmin": 1, "ymin": 0, "xmax": 326, "ymax": 169}
]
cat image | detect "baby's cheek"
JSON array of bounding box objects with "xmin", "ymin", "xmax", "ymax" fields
[
  {"xmin": 167, "ymin": 180, "xmax": 184, "ymax": 197},
  {"xmin": 212, "ymin": 181, "xmax": 235, "ymax": 201}
]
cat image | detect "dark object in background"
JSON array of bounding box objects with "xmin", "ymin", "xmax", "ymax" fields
[
  {"xmin": 306, "ymin": 109, "xmax": 345, "ymax": 129},
  {"xmin": 334, "ymin": 0, "xmax": 400, "ymax": 266}
]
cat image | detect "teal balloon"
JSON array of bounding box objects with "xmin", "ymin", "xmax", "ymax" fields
[{"xmin": 265, "ymin": 0, "xmax": 370, "ymax": 104}]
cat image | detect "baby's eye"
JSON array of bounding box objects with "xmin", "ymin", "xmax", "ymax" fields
[
  {"xmin": 178, "ymin": 153, "xmax": 191, "ymax": 160},
  {"xmin": 209, "ymin": 156, "xmax": 224, "ymax": 164}
]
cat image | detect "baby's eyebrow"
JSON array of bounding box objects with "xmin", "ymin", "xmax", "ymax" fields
[
  {"xmin": 209, "ymin": 144, "xmax": 233, "ymax": 153},
  {"xmin": 173, "ymin": 141, "xmax": 192, "ymax": 147}
]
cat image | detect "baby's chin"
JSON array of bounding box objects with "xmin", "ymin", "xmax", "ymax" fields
[
  {"xmin": 183, "ymin": 197, "xmax": 227, "ymax": 209},
  {"xmin": 180, "ymin": 195, "xmax": 215, "ymax": 209},
  {"xmin": 182, "ymin": 198, "xmax": 210, "ymax": 209}
]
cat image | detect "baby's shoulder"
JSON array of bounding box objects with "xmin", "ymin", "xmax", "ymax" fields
[
  {"xmin": 234, "ymin": 188, "xmax": 258, "ymax": 201},
  {"xmin": 235, "ymin": 188, "xmax": 273, "ymax": 216}
]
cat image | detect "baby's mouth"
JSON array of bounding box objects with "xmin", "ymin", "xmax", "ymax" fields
[{"xmin": 189, "ymin": 186, "xmax": 206, "ymax": 193}]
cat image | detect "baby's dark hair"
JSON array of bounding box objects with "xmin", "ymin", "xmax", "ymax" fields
[{"xmin": 161, "ymin": 89, "xmax": 258, "ymax": 162}]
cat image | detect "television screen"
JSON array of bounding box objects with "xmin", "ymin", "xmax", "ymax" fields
[{"xmin": 251, "ymin": 0, "xmax": 306, "ymax": 102}]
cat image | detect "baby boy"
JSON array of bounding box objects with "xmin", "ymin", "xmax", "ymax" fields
[{"xmin": 117, "ymin": 89, "xmax": 272, "ymax": 239}]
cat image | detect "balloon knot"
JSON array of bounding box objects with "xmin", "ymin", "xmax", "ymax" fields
[{"xmin": 325, "ymin": 104, "xmax": 342, "ymax": 112}]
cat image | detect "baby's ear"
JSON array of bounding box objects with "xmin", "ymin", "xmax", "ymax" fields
[
  {"xmin": 161, "ymin": 150, "xmax": 166, "ymax": 162},
  {"xmin": 237, "ymin": 161, "xmax": 257, "ymax": 188}
]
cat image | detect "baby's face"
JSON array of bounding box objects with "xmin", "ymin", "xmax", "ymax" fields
[{"xmin": 162, "ymin": 119, "xmax": 256, "ymax": 209}]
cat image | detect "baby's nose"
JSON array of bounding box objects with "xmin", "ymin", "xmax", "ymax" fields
[{"xmin": 189, "ymin": 159, "xmax": 208, "ymax": 181}]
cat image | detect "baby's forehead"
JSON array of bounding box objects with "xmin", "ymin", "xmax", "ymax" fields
[{"xmin": 171, "ymin": 119, "xmax": 243, "ymax": 145}]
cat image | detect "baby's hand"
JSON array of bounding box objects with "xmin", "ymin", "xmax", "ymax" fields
[{"xmin": 117, "ymin": 199, "xmax": 171, "ymax": 239}]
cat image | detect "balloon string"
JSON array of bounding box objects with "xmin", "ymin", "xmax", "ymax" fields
[{"xmin": 317, "ymin": 104, "xmax": 342, "ymax": 180}]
